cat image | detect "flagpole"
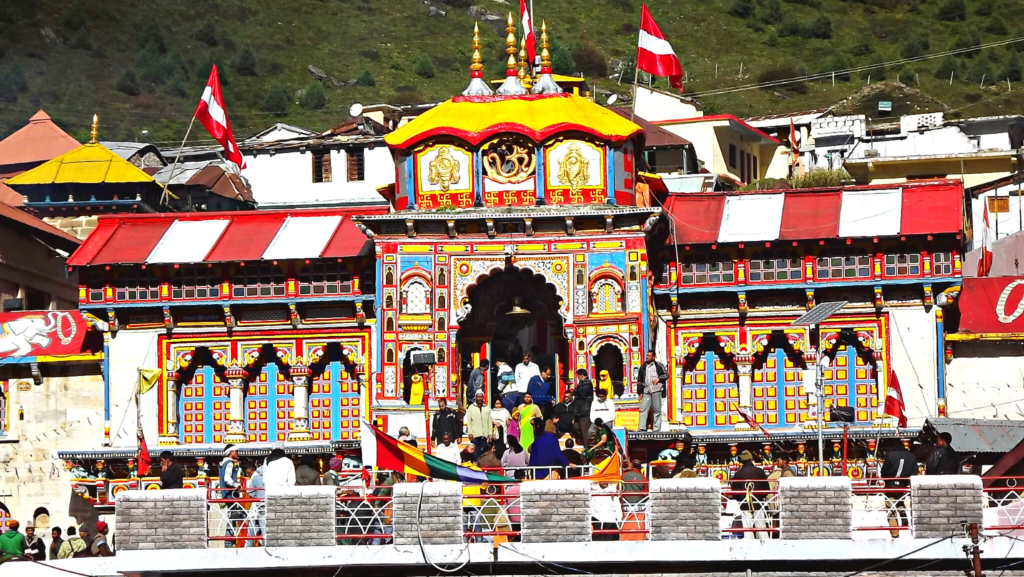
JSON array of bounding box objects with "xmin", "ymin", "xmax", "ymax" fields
[
  {"xmin": 160, "ymin": 112, "xmax": 198, "ymax": 207},
  {"xmin": 630, "ymin": 65, "xmax": 640, "ymax": 122}
]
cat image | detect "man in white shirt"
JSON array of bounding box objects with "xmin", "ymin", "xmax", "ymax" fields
[
  {"xmin": 590, "ymin": 481, "xmax": 623, "ymax": 541},
  {"xmin": 590, "ymin": 388, "xmax": 616, "ymax": 429},
  {"xmin": 262, "ymin": 444, "xmax": 296, "ymax": 488},
  {"xmin": 514, "ymin": 353, "xmax": 540, "ymax": 395},
  {"xmin": 435, "ymin": 433, "xmax": 462, "ymax": 464}
]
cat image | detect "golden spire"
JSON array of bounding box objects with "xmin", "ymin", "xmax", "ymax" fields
[
  {"xmin": 505, "ymin": 12, "xmax": 518, "ymax": 76},
  {"xmin": 517, "ymin": 37, "xmax": 532, "ymax": 90},
  {"xmin": 540, "ymin": 20, "xmax": 552, "ymax": 72},
  {"xmin": 89, "ymin": 114, "xmax": 98, "ymax": 144},
  {"xmin": 470, "ymin": 21, "xmax": 484, "ymax": 77}
]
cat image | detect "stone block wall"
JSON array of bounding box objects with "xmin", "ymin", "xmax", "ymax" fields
[
  {"xmin": 392, "ymin": 482, "xmax": 463, "ymax": 545},
  {"xmin": 115, "ymin": 489, "xmax": 206, "ymax": 550},
  {"xmin": 649, "ymin": 478, "xmax": 720, "ymax": 541},
  {"xmin": 779, "ymin": 476, "xmax": 852, "ymax": 539},
  {"xmin": 910, "ymin": 475, "xmax": 983, "ymax": 539},
  {"xmin": 265, "ymin": 485, "xmax": 336, "ymax": 547},
  {"xmin": 520, "ymin": 479, "xmax": 591, "ymax": 543}
]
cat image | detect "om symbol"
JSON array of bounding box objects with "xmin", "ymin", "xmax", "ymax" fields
[{"xmin": 996, "ymin": 280, "xmax": 1024, "ymax": 323}]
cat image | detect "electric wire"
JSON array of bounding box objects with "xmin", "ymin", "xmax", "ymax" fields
[{"xmin": 416, "ymin": 481, "xmax": 472, "ymax": 573}]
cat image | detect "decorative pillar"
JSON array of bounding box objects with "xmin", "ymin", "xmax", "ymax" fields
[
  {"xmin": 935, "ymin": 308, "xmax": 947, "ymax": 417},
  {"xmin": 802, "ymin": 347, "xmax": 818, "ymax": 426},
  {"xmin": 873, "ymin": 336, "xmax": 887, "ymax": 422},
  {"xmin": 289, "ymin": 359, "xmax": 312, "ymax": 442},
  {"xmin": 734, "ymin": 350, "xmax": 753, "ymax": 430},
  {"xmin": 160, "ymin": 360, "xmax": 180, "ymax": 446},
  {"xmin": 224, "ymin": 362, "xmax": 249, "ymax": 444}
]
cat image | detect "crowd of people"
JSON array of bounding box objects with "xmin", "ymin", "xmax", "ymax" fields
[{"xmin": 0, "ymin": 520, "xmax": 111, "ymax": 563}]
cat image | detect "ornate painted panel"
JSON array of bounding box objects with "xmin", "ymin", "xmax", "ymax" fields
[
  {"xmin": 245, "ymin": 363, "xmax": 292, "ymax": 443},
  {"xmin": 414, "ymin": 144, "xmax": 474, "ymax": 209},
  {"xmin": 180, "ymin": 366, "xmax": 230, "ymax": 445},
  {"xmin": 821, "ymin": 345, "xmax": 879, "ymax": 423},
  {"xmin": 751, "ymin": 348, "xmax": 808, "ymax": 427},
  {"xmin": 680, "ymin": 351, "xmax": 738, "ymax": 429},
  {"xmin": 544, "ymin": 140, "xmax": 605, "ymax": 205}
]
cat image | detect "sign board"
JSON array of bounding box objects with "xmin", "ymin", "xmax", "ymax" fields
[
  {"xmin": 958, "ymin": 277, "xmax": 1024, "ymax": 334},
  {"xmin": 878, "ymin": 101, "xmax": 893, "ymax": 112},
  {"xmin": 0, "ymin": 311, "xmax": 104, "ymax": 364},
  {"xmin": 615, "ymin": 408, "xmax": 640, "ymax": 430}
]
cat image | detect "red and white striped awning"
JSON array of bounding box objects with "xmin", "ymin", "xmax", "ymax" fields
[
  {"xmin": 663, "ymin": 180, "xmax": 964, "ymax": 245},
  {"xmin": 67, "ymin": 207, "xmax": 387, "ymax": 267}
]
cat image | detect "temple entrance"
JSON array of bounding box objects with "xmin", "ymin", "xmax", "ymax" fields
[
  {"xmin": 593, "ymin": 343, "xmax": 626, "ymax": 397},
  {"xmin": 457, "ymin": 267, "xmax": 568, "ymax": 402}
]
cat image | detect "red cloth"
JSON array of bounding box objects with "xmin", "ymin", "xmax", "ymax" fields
[
  {"xmin": 195, "ymin": 65, "xmax": 245, "ymax": 169},
  {"xmin": 958, "ymin": 277, "xmax": 1024, "ymax": 334},
  {"xmin": 664, "ymin": 194, "xmax": 725, "ymax": 244},
  {"xmin": 779, "ymin": 191, "xmax": 841, "ymax": 240},
  {"xmin": 899, "ymin": 183, "xmax": 963, "ymax": 236},
  {"xmin": 978, "ymin": 204, "xmax": 994, "ymax": 277},
  {"xmin": 884, "ymin": 372, "xmax": 908, "ymax": 428},
  {"xmin": 637, "ymin": 5, "xmax": 683, "ymax": 91},
  {"xmin": 519, "ymin": 0, "xmax": 536, "ymax": 64}
]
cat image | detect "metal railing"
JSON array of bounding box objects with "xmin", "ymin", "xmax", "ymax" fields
[
  {"xmin": 720, "ymin": 488, "xmax": 779, "ymax": 539},
  {"xmin": 591, "ymin": 485, "xmax": 650, "ymax": 541},
  {"xmin": 851, "ymin": 479, "xmax": 911, "ymax": 538},
  {"xmin": 463, "ymin": 483, "xmax": 520, "ymax": 542},
  {"xmin": 983, "ymin": 477, "xmax": 1024, "ymax": 535},
  {"xmin": 206, "ymin": 484, "xmax": 265, "ymax": 547},
  {"xmin": 332, "ymin": 470, "xmax": 394, "ymax": 544}
]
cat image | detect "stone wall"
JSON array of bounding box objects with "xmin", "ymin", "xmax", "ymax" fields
[
  {"xmin": 42, "ymin": 216, "xmax": 97, "ymax": 241},
  {"xmin": 520, "ymin": 479, "xmax": 591, "ymax": 543},
  {"xmin": 265, "ymin": 485, "xmax": 336, "ymax": 547},
  {"xmin": 115, "ymin": 489, "xmax": 206, "ymax": 550},
  {"xmin": 779, "ymin": 476, "xmax": 852, "ymax": 539},
  {"xmin": 392, "ymin": 482, "xmax": 462, "ymax": 546},
  {"xmin": 649, "ymin": 477, "xmax": 720, "ymax": 541},
  {"xmin": 910, "ymin": 475, "xmax": 983, "ymax": 538}
]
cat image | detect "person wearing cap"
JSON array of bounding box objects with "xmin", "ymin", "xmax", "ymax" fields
[
  {"xmin": 263, "ymin": 444, "xmax": 296, "ymax": 488},
  {"xmin": 467, "ymin": 358, "xmax": 488, "ymax": 402},
  {"xmin": 0, "ymin": 520, "xmax": 29, "ymax": 560},
  {"xmin": 24, "ymin": 523, "xmax": 44, "ymax": 561},
  {"xmin": 465, "ymin": 391, "xmax": 493, "ymax": 461},
  {"xmin": 766, "ymin": 451, "xmax": 795, "ymax": 537},
  {"xmin": 218, "ymin": 445, "xmax": 243, "ymax": 546},
  {"xmin": 729, "ymin": 450, "xmax": 770, "ymax": 540},
  {"xmin": 323, "ymin": 456, "xmax": 345, "ymax": 486},
  {"xmin": 589, "ymin": 388, "xmax": 616, "ymax": 431},
  {"xmin": 159, "ymin": 451, "xmax": 184, "ymax": 490},
  {"xmin": 57, "ymin": 526, "xmax": 87, "ymax": 559},
  {"xmin": 90, "ymin": 522, "xmax": 113, "ymax": 557}
]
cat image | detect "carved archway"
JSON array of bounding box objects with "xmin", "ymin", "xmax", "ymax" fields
[{"xmin": 451, "ymin": 256, "xmax": 572, "ymax": 326}]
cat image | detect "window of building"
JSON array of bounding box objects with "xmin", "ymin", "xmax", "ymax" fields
[
  {"xmin": 298, "ymin": 262, "xmax": 352, "ymax": 295},
  {"xmin": 232, "ymin": 264, "xmax": 286, "ymax": 298},
  {"xmin": 680, "ymin": 254, "xmax": 735, "ymax": 285},
  {"xmin": 86, "ymin": 270, "xmax": 104, "ymax": 303},
  {"xmin": 115, "ymin": 269, "xmax": 160, "ymax": 302},
  {"xmin": 933, "ymin": 252, "xmax": 954, "ymax": 275},
  {"xmin": 884, "ymin": 253, "xmax": 921, "ymax": 277},
  {"xmin": 660, "ymin": 263, "xmax": 671, "ymax": 285},
  {"xmin": 347, "ymin": 149, "xmax": 365, "ymax": 182},
  {"xmin": 988, "ymin": 196, "xmax": 1010, "ymax": 213},
  {"xmin": 401, "ymin": 278, "xmax": 431, "ymax": 314},
  {"xmin": 312, "ymin": 151, "xmax": 332, "ymax": 183},
  {"xmin": 748, "ymin": 251, "xmax": 803, "ymax": 282},
  {"xmin": 739, "ymin": 150, "xmax": 747, "ymax": 182},
  {"xmin": 816, "ymin": 249, "xmax": 871, "ymax": 280},
  {"xmin": 171, "ymin": 267, "xmax": 221, "ymax": 300},
  {"xmin": 24, "ymin": 287, "xmax": 49, "ymax": 310},
  {"xmin": 752, "ymin": 156, "xmax": 758, "ymax": 180},
  {"xmin": 728, "ymin": 144, "xmax": 737, "ymax": 168},
  {"xmin": 591, "ymin": 278, "xmax": 623, "ymax": 313}
]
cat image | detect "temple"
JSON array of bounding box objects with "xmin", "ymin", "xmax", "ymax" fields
[{"xmin": 0, "ymin": 21, "xmax": 969, "ymax": 515}]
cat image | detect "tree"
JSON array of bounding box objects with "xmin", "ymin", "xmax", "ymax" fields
[
  {"xmin": 356, "ymin": 69, "xmax": 376, "ymax": 86},
  {"xmin": 759, "ymin": 0, "xmax": 783, "ymax": 24},
  {"xmin": 193, "ymin": 22, "xmax": 218, "ymax": 47},
  {"xmin": 115, "ymin": 69, "xmax": 141, "ymax": 96},
  {"xmin": 777, "ymin": 19, "xmax": 802, "ymax": 38},
  {"xmin": 802, "ymin": 15, "xmax": 832, "ymax": 39},
  {"xmin": 1003, "ymin": 52, "xmax": 1022, "ymax": 82},
  {"xmin": 232, "ymin": 46, "xmax": 258, "ymax": 76},
  {"xmin": 936, "ymin": 0, "xmax": 966, "ymax": 21},
  {"xmin": 825, "ymin": 52, "xmax": 853, "ymax": 81},
  {"xmin": 934, "ymin": 55, "xmax": 960, "ymax": 80},
  {"xmin": 975, "ymin": 0, "xmax": 996, "ymax": 16},
  {"xmin": 413, "ymin": 54, "xmax": 436, "ymax": 79},
  {"xmin": 901, "ymin": 35, "xmax": 929, "ymax": 59},
  {"xmin": 986, "ymin": 17, "xmax": 1008, "ymax": 36},
  {"xmin": 954, "ymin": 29, "xmax": 982, "ymax": 58},
  {"xmin": 729, "ymin": 0, "xmax": 756, "ymax": 19},
  {"xmin": 966, "ymin": 58, "xmax": 993, "ymax": 83},
  {"xmin": 0, "ymin": 64, "xmax": 28, "ymax": 102},
  {"xmin": 263, "ymin": 84, "xmax": 290, "ymax": 116},
  {"xmin": 548, "ymin": 34, "xmax": 576, "ymax": 76},
  {"xmin": 300, "ymin": 80, "xmax": 326, "ymax": 110},
  {"xmin": 572, "ymin": 44, "xmax": 608, "ymax": 78}
]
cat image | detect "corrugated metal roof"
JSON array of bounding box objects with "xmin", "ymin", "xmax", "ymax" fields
[{"xmin": 926, "ymin": 418, "xmax": 1024, "ymax": 453}]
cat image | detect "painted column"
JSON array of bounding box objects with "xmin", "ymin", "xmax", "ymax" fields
[
  {"xmin": 873, "ymin": 334, "xmax": 887, "ymax": 422},
  {"xmin": 802, "ymin": 348, "xmax": 819, "ymax": 425},
  {"xmin": 161, "ymin": 360, "xmax": 180, "ymax": 445},
  {"xmin": 224, "ymin": 362, "xmax": 249, "ymax": 444},
  {"xmin": 535, "ymin": 144, "xmax": 546, "ymax": 205},
  {"xmin": 289, "ymin": 361, "xmax": 312, "ymax": 442},
  {"xmin": 935, "ymin": 308, "xmax": 946, "ymax": 417},
  {"xmin": 103, "ymin": 332, "xmax": 111, "ymax": 446},
  {"xmin": 735, "ymin": 352, "xmax": 753, "ymax": 429}
]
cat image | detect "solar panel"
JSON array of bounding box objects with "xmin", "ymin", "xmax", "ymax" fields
[{"xmin": 791, "ymin": 301, "xmax": 847, "ymax": 327}]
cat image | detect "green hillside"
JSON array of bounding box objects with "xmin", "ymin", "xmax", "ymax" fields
[{"xmin": 1, "ymin": 0, "xmax": 1023, "ymax": 145}]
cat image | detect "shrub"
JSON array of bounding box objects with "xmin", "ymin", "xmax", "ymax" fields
[
  {"xmin": 976, "ymin": 0, "xmax": 995, "ymax": 16},
  {"xmin": 137, "ymin": 46, "xmax": 188, "ymax": 86},
  {"xmin": 966, "ymin": 59, "xmax": 993, "ymax": 83},
  {"xmin": 777, "ymin": 19, "xmax": 802, "ymax": 37},
  {"xmin": 166, "ymin": 71, "xmax": 188, "ymax": 97},
  {"xmin": 263, "ymin": 84, "xmax": 290, "ymax": 116},
  {"xmin": 115, "ymin": 69, "xmax": 141, "ymax": 96},
  {"xmin": 954, "ymin": 29, "xmax": 982, "ymax": 58},
  {"xmin": 728, "ymin": 0, "xmax": 756, "ymax": 19},
  {"xmin": 0, "ymin": 64, "xmax": 27, "ymax": 102},
  {"xmin": 756, "ymin": 64, "xmax": 808, "ymax": 93},
  {"xmin": 356, "ymin": 69, "xmax": 375, "ymax": 86},
  {"xmin": 60, "ymin": 5, "xmax": 88, "ymax": 32},
  {"xmin": 934, "ymin": 55, "xmax": 960, "ymax": 79},
  {"xmin": 572, "ymin": 43, "xmax": 608, "ymax": 78},
  {"xmin": 763, "ymin": 33, "xmax": 780, "ymax": 47},
  {"xmin": 897, "ymin": 65, "xmax": 917, "ymax": 82},
  {"xmin": 861, "ymin": 57, "xmax": 887, "ymax": 80},
  {"xmin": 936, "ymin": 0, "xmax": 966, "ymax": 21},
  {"xmin": 901, "ymin": 35, "xmax": 929, "ymax": 59},
  {"xmin": 548, "ymin": 34, "xmax": 576, "ymax": 76},
  {"xmin": 70, "ymin": 29, "xmax": 93, "ymax": 51},
  {"xmin": 300, "ymin": 80, "xmax": 326, "ymax": 110},
  {"xmin": 135, "ymin": 17, "xmax": 165, "ymax": 51},
  {"xmin": 193, "ymin": 22, "xmax": 218, "ymax": 46},
  {"xmin": 825, "ymin": 52, "xmax": 853, "ymax": 81},
  {"xmin": 413, "ymin": 54, "xmax": 436, "ymax": 78},
  {"xmin": 986, "ymin": 17, "xmax": 1008, "ymax": 36},
  {"xmin": 791, "ymin": 168, "xmax": 852, "ymax": 189},
  {"xmin": 232, "ymin": 46, "xmax": 258, "ymax": 76},
  {"xmin": 759, "ymin": 0, "xmax": 784, "ymax": 24},
  {"xmin": 1004, "ymin": 52, "xmax": 1023, "ymax": 82},
  {"xmin": 802, "ymin": 15, "xmax": 833, "ymax": 39},
  {"xmin": 850, "ymin": 39, "xmax": 874, "ymax": 56}
]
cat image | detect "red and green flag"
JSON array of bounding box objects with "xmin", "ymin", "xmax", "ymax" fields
[{"xmin": 360, "ymin": 421, "xmax": 514, "ymax": 483}]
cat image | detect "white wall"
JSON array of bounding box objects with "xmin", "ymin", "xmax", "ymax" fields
[
  {"xmin": 108, "ymin": 330, "xmax": 161, "ymax": 449},
  {"xmin": 946, "ymin": 342, "xmax": 1024, "ymax": 420},
  {"xmin": 634, "ymin": 86, "xmax": 702, "ymax": 123},
  {"xmin": 659, "ymin": 124, "xmax": 715, "ymax": 174},
  {"xmin": 888, "ymin": 307, "xmax": 938, "ymax": 425},
  {"xmin": 243, "ymin": 147, "xmax": 393, "ymax": 208},
  {"xmin": 970, "ymin": 188, "xmax": 1024, "ymax": 252}
]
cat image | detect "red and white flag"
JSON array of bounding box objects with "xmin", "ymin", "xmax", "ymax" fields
[
  {"xmin": 520, "ymin": 0, "xmax": 536, "ymax": 64},
  {"xmin": 195, "ymin": 65, "xmax": 246, "ymax": 170},
  {"xmin": 637, "ymin": 4, "xmax": 684, "ymax": 91},
  {"xmin": 978, "ymin": 202, "xmax": 994, "ymax": 277},
  {"xmin": 883, "ymin": 371, "xmax": 908, "ymax": 428},
  {"xmin": 138, "ymin": 432, "xmax": 151, "ymax": 478}
]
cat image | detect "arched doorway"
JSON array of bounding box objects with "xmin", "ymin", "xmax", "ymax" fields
[
  {"xmin": 457, "ymin": 267, "xmax": 568, "ymax": 401},
  {"xmin": 593, "ymin": 343, "xmax": 625, "ymax": 397}
]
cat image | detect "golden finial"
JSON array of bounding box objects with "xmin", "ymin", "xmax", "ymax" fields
[
  {"xmin": 470, "ymin": 21, "xmax": 484, "ymax": 76},
  {"xmin": 505, "ymin": 12, "xmax": 518, "ymax": 75},
  {"xmin": 540, "ymin": 21, "xmax": 552, "ymax": 72},
  {"xmin": 89, "ymin": 114, "xmax": 98, "ymax": 144},
  {"xmin": 518, "ymin": 38, "xmax": 532, "ymax": 89}
]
